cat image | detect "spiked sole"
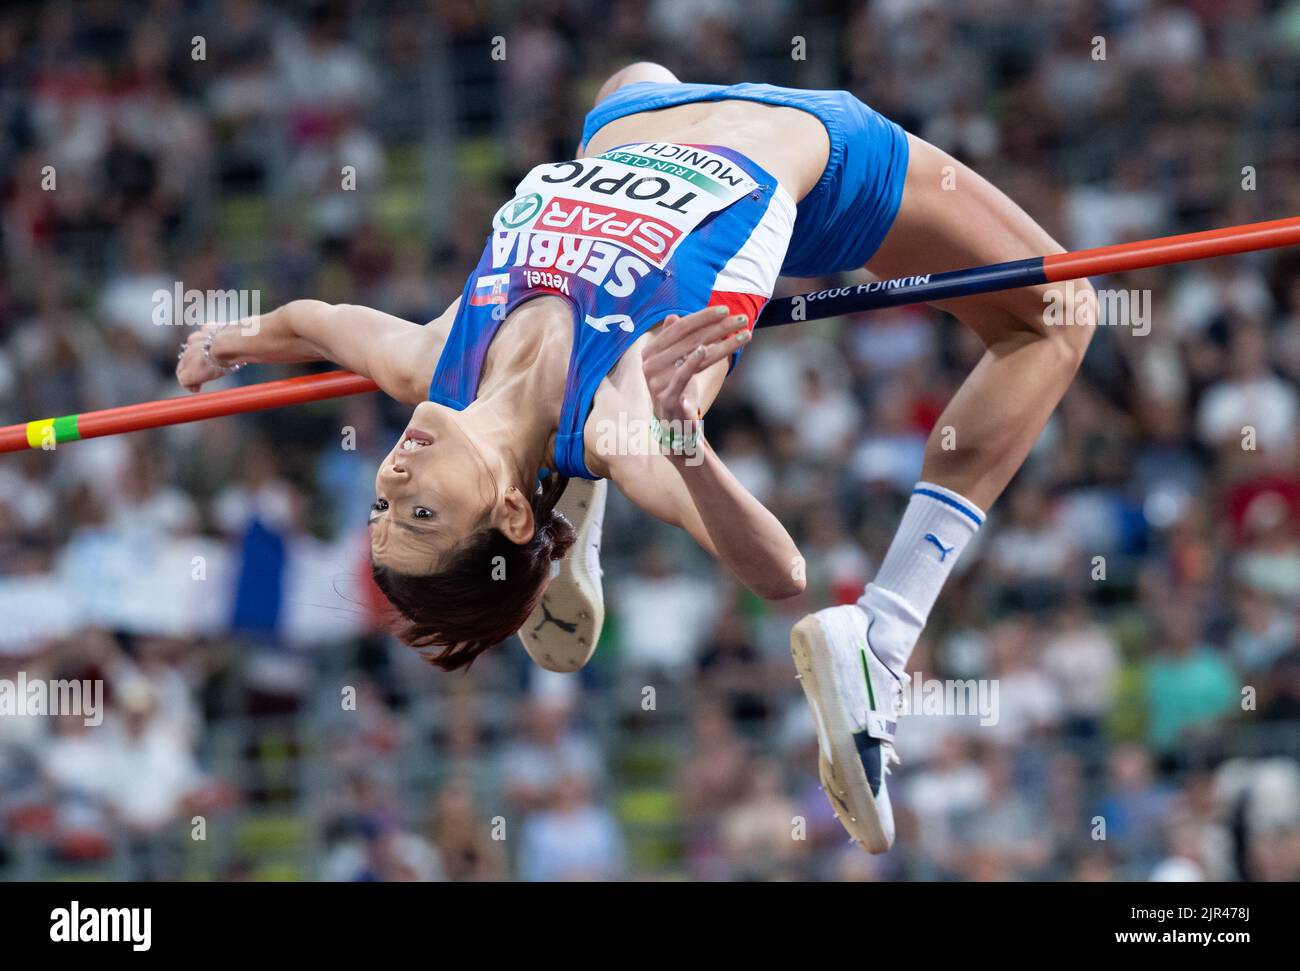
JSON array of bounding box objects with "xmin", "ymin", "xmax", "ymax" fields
[
  {"xmin": 518, "ymin": 478, "xmax": 607, "ymax": 672},
  {"xmin": 790, "ymin": 614, "xmax": 891, "ymax": 854}
]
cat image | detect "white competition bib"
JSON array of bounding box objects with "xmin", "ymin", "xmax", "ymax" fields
[{"xmin": 492, "ymin": 143, "xmax": 759, "ymax": 269}]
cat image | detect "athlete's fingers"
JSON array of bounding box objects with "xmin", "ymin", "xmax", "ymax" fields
[
  {"xmin": 672, "ymin": 304, "xmax": 728, "ymax": 335},
  {"xmin": 689, "ymin": 328, "xmax": 749, "ymax": 376},
  {"xmin": 649, "ymin": 321, "xmax": 748, "ymax": 394},
  {"xmin": 643, "ymin": 313, "xmax": 749, "ymax": 420},
  {"xmin": 649, "ymin": 310, "xmax": 748, "ymax": 367},
  {"xmin": 662, "ymin": 329, "xmax": 748, "ymax": 402},
  {"xmin": 647, "ymin": 342, "xmax": 697, "ymax": 415},
  {"xmin": 670, "ymin": 307, "xmax": 744, "ymax": 352},
  {"xmin": 660, "ymin": 346, "xmax": 705, "ymax": 402},
  {"xmin": 647, "ymin": 305, "xmax": 729, "ymax": 358}
]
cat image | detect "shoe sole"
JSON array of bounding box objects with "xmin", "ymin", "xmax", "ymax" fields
[
  {"xmin": 790, "ymin": 613, "xmax": 891, "ymax": 854},
  {"xmin": 519, "ymin": 478, "xmax": 607, "ymax": 672}
]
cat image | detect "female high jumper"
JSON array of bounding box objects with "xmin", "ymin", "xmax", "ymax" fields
[{"xmin": 176, "ymin": 63, "xmax": 1097, "ymax": 854}]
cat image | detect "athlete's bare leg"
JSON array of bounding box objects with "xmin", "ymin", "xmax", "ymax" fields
[
  {"xmin": 791, "ymin": 134, "xmax": 1097, "ymax": 853},
  {"xmin": 866, "ymin": 133, "xmax": 1096, "ymax": 511},
  {"xmin": 840, "ymin": 132, "xmax": 1097, "ymax": 680}
]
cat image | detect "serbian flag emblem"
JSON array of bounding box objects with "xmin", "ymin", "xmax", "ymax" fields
[{"xmin": 469, "ymin": 272, "xmax": 510, "ymax": 306}]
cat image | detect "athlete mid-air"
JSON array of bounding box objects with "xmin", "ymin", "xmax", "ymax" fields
[{"xmin": 177, "ymin": 63, "xmax": 1096, "ymax": 854}]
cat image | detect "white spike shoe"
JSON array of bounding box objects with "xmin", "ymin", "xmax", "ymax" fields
[
  {"xmin": 518, "ymin": 478, "xmax": 607, "ymax": 672},
  {"xmin": 791, "ymin": 604, "xmax": 907, "ymax": 854}
]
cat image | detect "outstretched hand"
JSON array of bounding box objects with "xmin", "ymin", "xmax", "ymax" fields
[
  {"xmin": 641, "ymin": 306, "xmax": 750, "ymax": 424},
  {"xmin": 175, "ymin": 327, "xmax": 229, "ymax": 394}
]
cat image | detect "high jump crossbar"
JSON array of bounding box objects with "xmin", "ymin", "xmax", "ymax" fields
[{"xmin": 2, "ymin": 215, "xmax": 1298, "ymax": 453}]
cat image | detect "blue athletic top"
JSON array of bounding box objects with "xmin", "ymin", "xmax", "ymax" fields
[
  {"xmin": 582, "ymin": 82, "xmax": 909, "ymax": 275},
  {"xmin": 428, "ymin": 142, "xmax": 795, "ymax": 479}
]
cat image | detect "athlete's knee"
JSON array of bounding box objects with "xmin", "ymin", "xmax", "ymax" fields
[
  {"xmin": 993, "ymin": 278, "xmax": 1096, "ymax": 371},
  {"xmin": 593, "ymin": 61, "xmax": 678, "ymax": 105},
  {"xmin": 1045, "ymin": 278, "xmax": 1097, "ymax": 371}
]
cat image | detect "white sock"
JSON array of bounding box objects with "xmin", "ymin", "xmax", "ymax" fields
[{"xmin": 857, "ymin": 482, "xmax": 985, "ymax": 672}]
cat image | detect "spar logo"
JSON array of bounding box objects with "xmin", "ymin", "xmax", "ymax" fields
[
  {"xmin": 535, "ymin": 197, "xmax": 679, "ymax": 266},
  {"xmin": 495, "ymin": 192, "xmax": 543, "ymax": 229}
]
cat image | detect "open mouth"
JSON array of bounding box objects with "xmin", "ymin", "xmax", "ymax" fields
[{"xmin": 399, "ymin": 426, "xmax": 434, "ymax": 452}]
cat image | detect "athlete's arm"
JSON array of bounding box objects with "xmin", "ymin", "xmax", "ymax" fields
[
  {"xmin": 176, "ymin": 298, "xmax": 458, "ymax": 405},
  {"xmin": 612, "ymin": 308, "xmax": 805, "ymax": 600},
  {"xmin": 610, "ymin": 439, "xmax": 805, "ymax": 601},
  {"xmin": 679, "ymin": 443, "xmax": 804, "ymax": 600}
]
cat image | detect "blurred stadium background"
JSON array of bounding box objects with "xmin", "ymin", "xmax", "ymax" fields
[{"xmin": 2, "ymin": 0, "xmax": 1300, "ymax": 882}]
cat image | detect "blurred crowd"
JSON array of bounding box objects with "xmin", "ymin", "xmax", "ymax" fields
[{"xmin": 2, "ymin": 0, "xmax": 1300, "ymax": 881}]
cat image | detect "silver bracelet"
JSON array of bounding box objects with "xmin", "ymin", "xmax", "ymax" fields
[{"xmin": 203, "ymin": 325, "xmax": 246, "ymax": 374}]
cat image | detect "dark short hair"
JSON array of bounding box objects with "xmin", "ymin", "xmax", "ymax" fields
[{"xmin": 371, "ymin": 475, "xmax": 574, "ymax": 671}]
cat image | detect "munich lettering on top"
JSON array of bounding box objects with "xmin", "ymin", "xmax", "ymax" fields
[{"xmin": 597, "ymin": 142, "xmax": 755, "ymax": 196}]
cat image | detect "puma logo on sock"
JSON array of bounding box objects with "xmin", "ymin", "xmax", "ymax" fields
[{"xmin": 923, "ymin": 533, "xmax": 955, "ymax": 562}]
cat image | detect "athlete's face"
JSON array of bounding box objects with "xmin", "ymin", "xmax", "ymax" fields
[{"xmin": 368, "ymin": 402, "xmax": 499, "ymax": 574}]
